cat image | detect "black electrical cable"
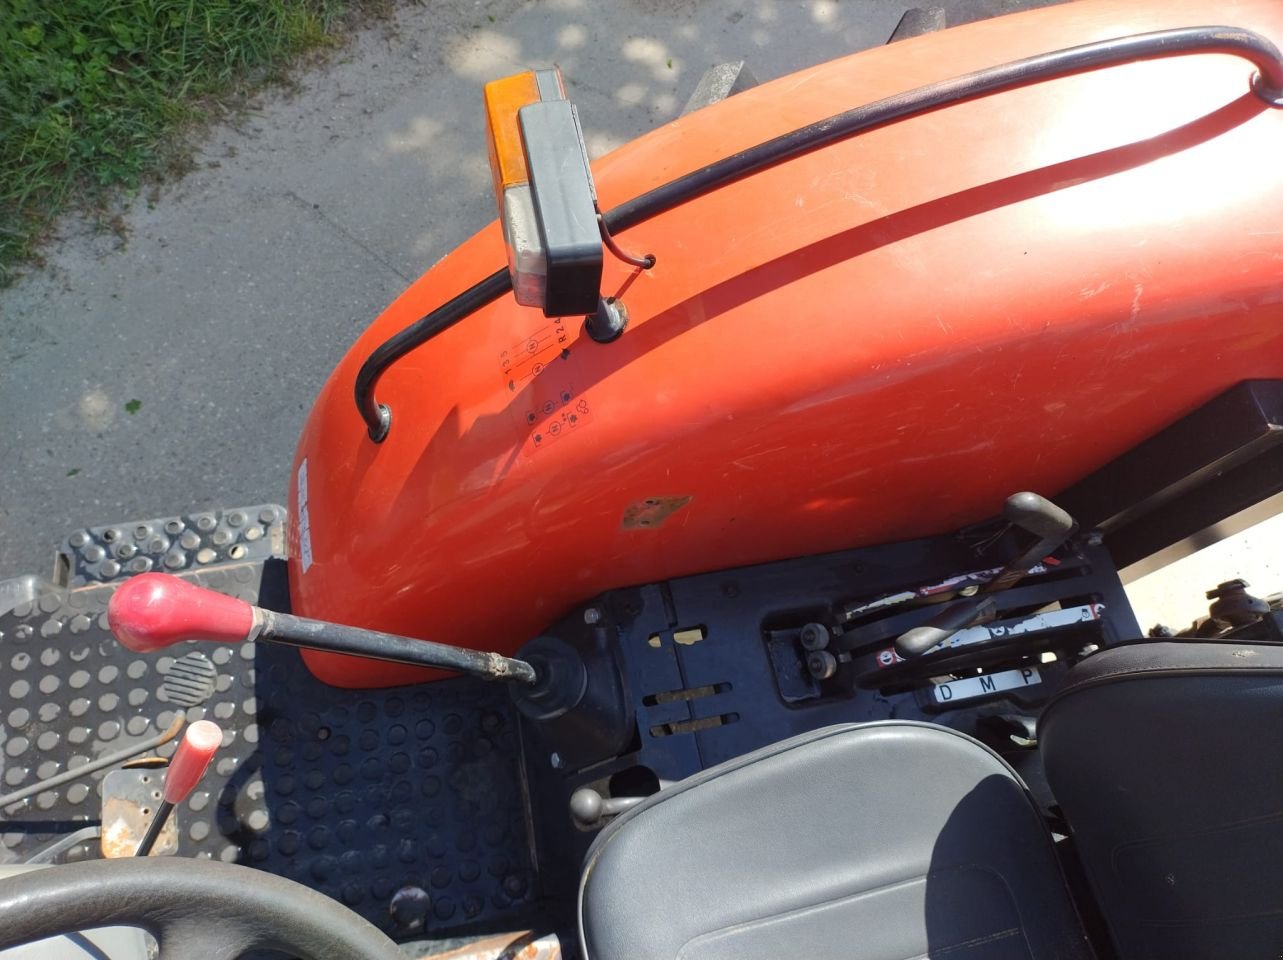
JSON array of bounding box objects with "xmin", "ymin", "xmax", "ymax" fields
[
  {"xmin": 355, "ymin": 25, "xmax": 1283, "ymax": 441},
  {"xmin": 597, "ymin": 212, "xmax": 656, "ymax": 269}
]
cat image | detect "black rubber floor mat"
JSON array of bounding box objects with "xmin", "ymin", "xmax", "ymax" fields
[{"xmin": 0, "ymin": 554, "xmax": 535, "ymax": 939}]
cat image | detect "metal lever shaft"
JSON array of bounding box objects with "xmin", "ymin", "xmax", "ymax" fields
[
  {"xmin": 894, "ymin": 596, "xmax": 998, "ymax": 659},
  {"xmin": 109, "ymin": 573, "xmax": 538, "ymax": 685},
  {"xmin": 982, "ymin": 491, "xmax": 1076, "ymax": 594},
  {"xmin": 895, "ymin": 492, "xmax": 1076, "ymax": 659},
  {"xmin": 136, "ymin": 720, "xmax": 222, "ymax": 857},
  {"xmin": 569, "ymin": 783, "xmax": 675, "ymax": 827},
  {"xmin": 0, "ymin": 714, "xmax": 186, "ymax": 812}
]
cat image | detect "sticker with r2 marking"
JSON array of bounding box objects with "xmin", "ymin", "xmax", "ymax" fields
[{"xmin": 931, "ymin": 666, "xmax": 1041, "ymax": 704}]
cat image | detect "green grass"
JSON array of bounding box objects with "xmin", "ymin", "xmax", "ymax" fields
[{"xmin": 0, "ymin": 0, "xmax": 352, "ymax": 285}]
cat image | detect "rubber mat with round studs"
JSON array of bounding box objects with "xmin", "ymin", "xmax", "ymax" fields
[{"xmin": 0, "ymin": 540, "xmax": 535, "ymax": 939}]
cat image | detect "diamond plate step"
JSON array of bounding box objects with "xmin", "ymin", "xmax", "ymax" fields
[
  {"xmin": 59, "ymin": 505, "xmax": 286, "ymax": 586},
  {"xmin": 0, "ymin": 509, "xmax": 536, "ymax": 939}
]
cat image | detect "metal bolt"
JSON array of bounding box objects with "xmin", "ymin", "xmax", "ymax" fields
[
  {"xmin": 584, "ymin": 296, "xmax": 628, "ymax": 343},
  {"xmin": 583, "ymin": 608, "xmax": 601, "ymax": 625},
  {"xmin": 799, "ymin": 623, "xmax": 830, "ymax": 651},
  {"xmin": 806, "ymin": 650, "xmax": 838, "ymax": 681},
  {"xmin": 550, "ymin": 752, "xmax": 563, "ymax": 770},
  {"xmin": 389, "ymin": 885, "xmax": 431, "ymax": 932}
]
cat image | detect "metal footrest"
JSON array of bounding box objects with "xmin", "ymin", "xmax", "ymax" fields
[
  {"xmin": 0, "ymin": 507, "xmax": 535, "ymax": 939},
  {"xmin": 57, "ymin": 505, "xmax": 287, "ymax": 586}
]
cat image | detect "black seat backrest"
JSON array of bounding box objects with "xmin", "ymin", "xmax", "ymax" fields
[{"xmin": 1040, "ymin": 641, "xmax": 1283, "ymax": 960}]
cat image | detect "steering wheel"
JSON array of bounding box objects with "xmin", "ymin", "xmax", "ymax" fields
[{"xmin": 0, "ymin": 857, "xmax": 406, "ymax": 960}]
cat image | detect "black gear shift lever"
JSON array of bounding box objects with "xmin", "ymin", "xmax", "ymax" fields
[{"xmin": 894, "ymin": 492, "xmax": 1077, "ymax": 659}]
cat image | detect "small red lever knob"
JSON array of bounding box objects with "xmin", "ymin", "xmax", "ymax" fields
[
  {"xmin": 163, "ymin": 720, "xmax": 223, "ymax": 804},
  {"xmin": 108, "ymin": 573, "xmax": 255, "ymax": 652}
]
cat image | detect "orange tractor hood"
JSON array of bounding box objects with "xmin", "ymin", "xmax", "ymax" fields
[{"xmin": 288, "ymin": 0, "xmax": 1283, "ymax": 687}]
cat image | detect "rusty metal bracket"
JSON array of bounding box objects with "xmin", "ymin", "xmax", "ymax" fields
[{"xmin": 102, "ymin": 768, "xmax": 178, "ymax": 858}]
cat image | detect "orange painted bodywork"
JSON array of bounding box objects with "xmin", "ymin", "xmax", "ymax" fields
[{"xmin": 289, "ymin": 0, "xmax": 1283, "ymax": 688}]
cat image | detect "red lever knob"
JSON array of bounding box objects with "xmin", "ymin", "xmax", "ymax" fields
[
  {"xmin": 163, "ymin": 720, "xmax": 223, "ymax": 804},
  {"xmin": 108, "ymin": 573, "xmax": 255, "ymax": 652}
]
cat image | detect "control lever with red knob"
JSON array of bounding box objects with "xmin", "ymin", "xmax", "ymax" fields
[
  {"xmin": 108, "ymin": 573, "xmax": 539, "ymax": 685},
  {"xmin": 135, "ymin": 719, "xmax": 222, "ymax": 857}
]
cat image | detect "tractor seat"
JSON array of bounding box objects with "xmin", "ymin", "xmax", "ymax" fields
[
  {"xmin": 578, "ymin": 722, "xmax": 1092, "ymax": 960},
  {"xmin": 1040, "ymin": 641, "xmax": 1283, "ymax": 960}
]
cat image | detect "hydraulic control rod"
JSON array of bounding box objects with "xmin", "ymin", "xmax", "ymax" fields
[
  {"xmin": 135, "ymin": 720, "xmax": 222, "ymax": 857},
  {"xmin": 108, "ymin": 573, "xmax": 539, "ymax": 685}
]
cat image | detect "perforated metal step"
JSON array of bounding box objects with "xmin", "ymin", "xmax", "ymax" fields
[{"xmin": 0, "ymin": 508, "xmax": 535, "ymax": 939}]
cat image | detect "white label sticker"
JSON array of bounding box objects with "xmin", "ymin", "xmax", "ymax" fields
[
  {"xmin": 296, "ymin": 458, "xmax": 313, "ymax": 573},
  {"xmin": 876, "ymin": 603, "xmax": 1103, "ymax": 669},
  {"xmin": 932, "ymin": 666, "xmax": 1041, "ymax": 704},
  {"xmin": 929, "ymin": 603, "xmax": 1104, "ymax": 655}
]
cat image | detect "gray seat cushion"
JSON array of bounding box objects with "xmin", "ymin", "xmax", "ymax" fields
[
  {"xmin": 579, "ymin": 721, "xmax": 1091, "ymax": 960},
  {"xmin": 1041, "ymin": 641, "xmax": 1283, "ymax": 960}
]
